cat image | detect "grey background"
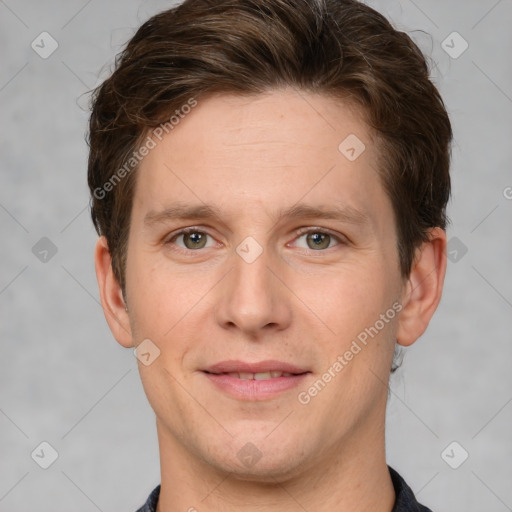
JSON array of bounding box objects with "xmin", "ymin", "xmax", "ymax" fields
[{"xmin": 1, "ymin": 0, "xmax": 511, "ymax": 511}]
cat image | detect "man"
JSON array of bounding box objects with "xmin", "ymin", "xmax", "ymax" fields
[{"xmin": 88, "ymin": 0, "xmax": 452, "ymax": 510}]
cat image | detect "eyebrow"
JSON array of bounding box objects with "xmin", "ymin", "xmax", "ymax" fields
[
  {"xmin": 273, "ymin": 203, "xmax": 370, "ymax": 226},
  {"xmin": 144, "ymin": 204, "xmax": 225, "ymax": 227},
  {"xmin": 143, "ymin": 202, "xmax": 370, "ymax": 228}
]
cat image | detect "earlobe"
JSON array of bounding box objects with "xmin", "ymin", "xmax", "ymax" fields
[
  {"xmin": 94, "ymin": 236, "xmax": 133, "ymax": 348},
  {"xmin": 396, "ymin": 228, "xmax": 447, "ymax": 347}
]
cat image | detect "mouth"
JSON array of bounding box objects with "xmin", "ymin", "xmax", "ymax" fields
[
  {"xmin": 202, "ymin": 360, "xmax": 311, "ymax": 400},
  {"xmin": 204, "ymin": 370, "xmax": 301, "ymax": 380}
]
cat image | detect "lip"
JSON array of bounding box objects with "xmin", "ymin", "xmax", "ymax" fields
[
  {"xmin": 204, "ymin": 359, "xmax": 309, "ymax": 375},
  {"xmin": 202, "ymin": 360, "xmax": 311, "ymax": 401}
]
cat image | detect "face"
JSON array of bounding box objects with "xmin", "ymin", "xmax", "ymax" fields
[{"xmin": 116, "ymin": 90, "xmax": 408, "ymax": 479}]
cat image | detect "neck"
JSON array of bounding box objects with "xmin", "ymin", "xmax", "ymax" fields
[{"xmin": 155, "ymin": 412, "xmax": 395, "ymax": 512}]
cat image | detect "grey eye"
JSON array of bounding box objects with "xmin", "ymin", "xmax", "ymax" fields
[
  {"xmin": 178, "ymin": 231, "xmax": 210, "ymax": 249},
  {"xmin": 305, "ymin": 232, "xmax": 331, "ymax": 250}
]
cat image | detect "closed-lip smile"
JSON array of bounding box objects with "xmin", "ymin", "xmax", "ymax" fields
[{"xmin": 202, "ymin": 359, "xmax": 311, "ymax": 400}]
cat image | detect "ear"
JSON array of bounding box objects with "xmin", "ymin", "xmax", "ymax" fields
[
  {"xmin": 94, "ymin": 236, "xmax": 133, "ymax": 348},
  {"xmin": 396, "ymin": 227, "xmax": 447, "ymax": 347}
]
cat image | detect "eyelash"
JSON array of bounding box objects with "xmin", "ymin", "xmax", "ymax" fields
[{"xmin": 165, "ymin": 226, "xmax": 345, "ymax": 254}]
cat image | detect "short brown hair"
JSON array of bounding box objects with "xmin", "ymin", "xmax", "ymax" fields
[{"xmin": 88, "ymin": 0, "xmax": 452, "ymax": 292}]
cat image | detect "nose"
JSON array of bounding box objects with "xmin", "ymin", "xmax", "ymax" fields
[{"xmin": 214, "ymin": 243, "xmax": 292, "ymax": 337}]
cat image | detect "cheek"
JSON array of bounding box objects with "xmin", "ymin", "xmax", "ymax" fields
[
  {"xmin": 304, "ymin": 258, "xmax": 400, "ymax": 375},
  {"xmin": 317, "ymin": 262, "xmax": 392, "ymax": 327},
  {"xmin": 125, "ymin": 250, "xmax": 178, "ymax": 338},
  {"xmin": 125, "ymin": 250, "xmax": 215, "ymax": 365}
]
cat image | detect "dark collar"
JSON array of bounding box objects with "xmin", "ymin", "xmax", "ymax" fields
[
  {"xmin": 389, "ymin": 466, "xmax": 433, "ymax": 512},
  {"xmin": 136, "ymin": 466, "xmax": 433, "ymax": 512}
]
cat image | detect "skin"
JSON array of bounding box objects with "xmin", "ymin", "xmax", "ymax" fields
[{"xmin": 95, "ymin": 89, "xmax": 446, "ymax": 512}]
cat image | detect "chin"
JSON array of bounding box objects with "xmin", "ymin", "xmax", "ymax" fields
[
  {"xmin": 224, "ymin": 456, "xmax": 306, "ymax": 483},
  {"xmin": 204, "ymin": 435, "xmax": 311, "ymax": 483}
]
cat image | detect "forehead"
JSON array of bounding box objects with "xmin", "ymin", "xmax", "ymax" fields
[
  {"xmin": 154, "ymin": 90, "xmax": 372, "ymax": 166},
  {"xmin": 133, "ymin": 89, "xmax": 391, "ymax": 232}
]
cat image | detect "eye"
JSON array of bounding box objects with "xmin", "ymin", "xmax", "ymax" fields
[
  {"xmin": 167, "ymin": 229, "xmax": 216, "ymax": 251},
  {"xmin": 293, "ymin": 229, "xmax": 342, "ymax": 251},
  {"xmin": 165, "ymin": 227, "xmax": 344, "ymax": 253}
]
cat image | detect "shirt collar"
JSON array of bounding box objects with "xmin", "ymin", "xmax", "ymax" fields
[{"xmin": 136, "ymin": 466, "xmax": 433, "ymax": 512}]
